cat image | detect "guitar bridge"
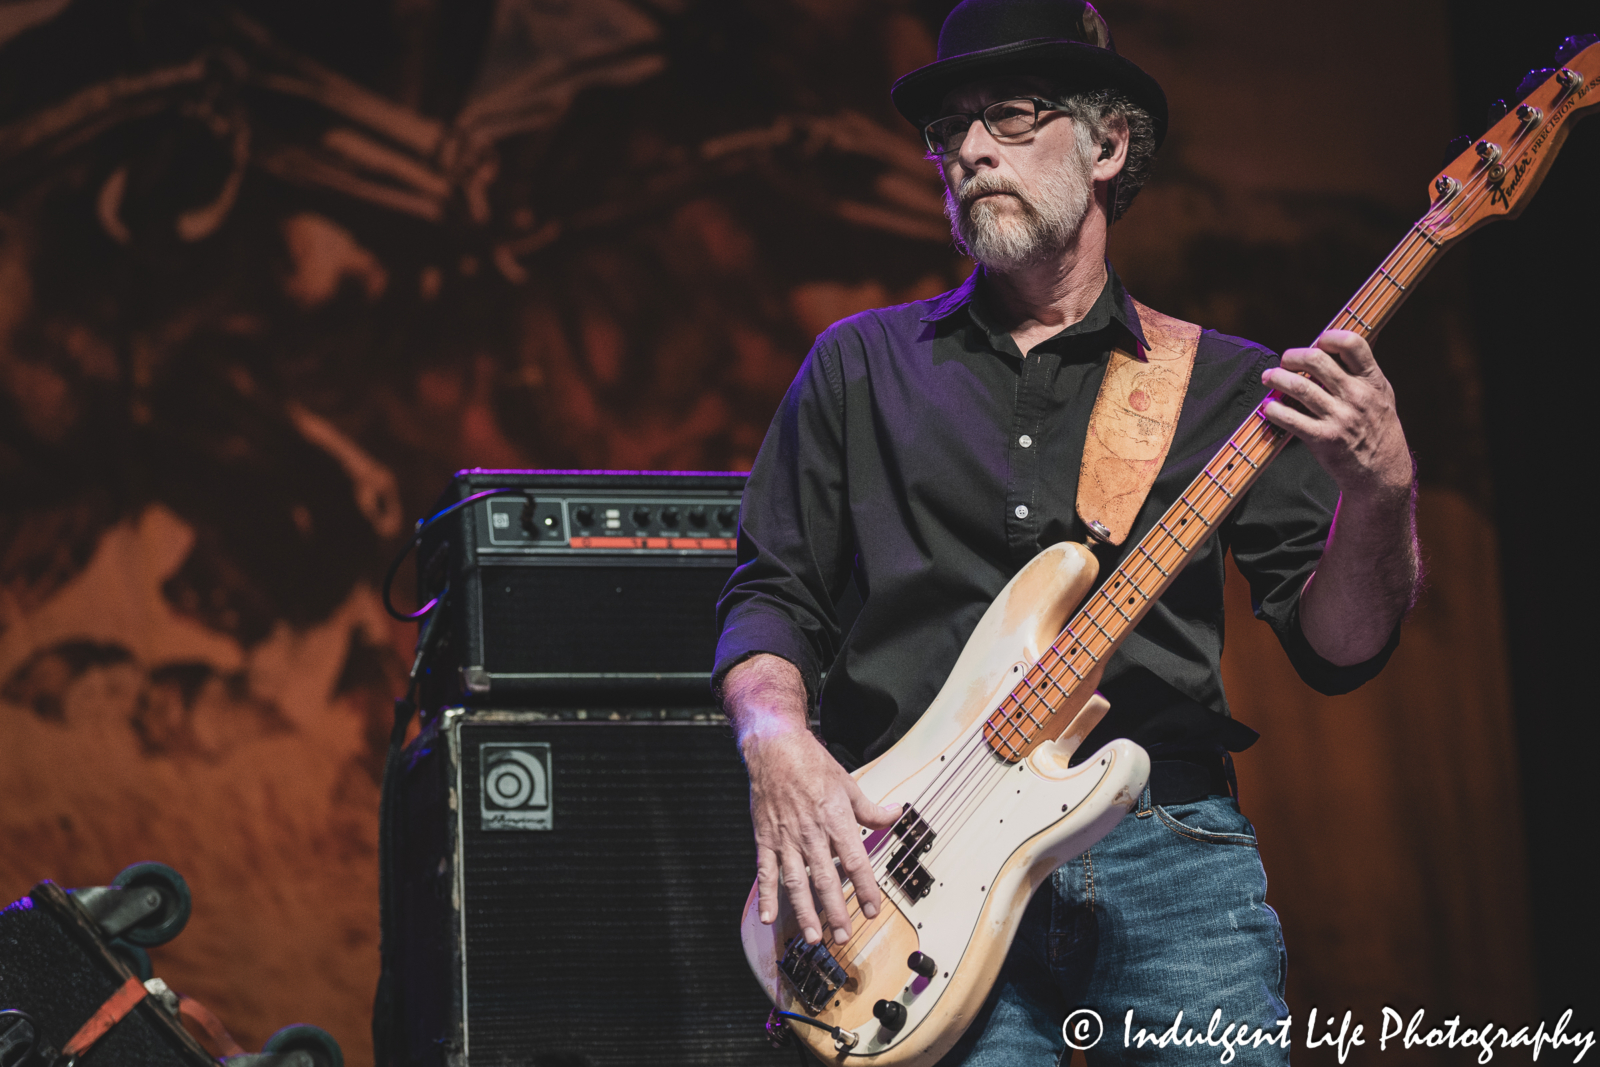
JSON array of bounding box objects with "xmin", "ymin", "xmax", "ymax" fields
[
  {"xmin": 778, "ymin": 935, "xmax": 850, "ymax": 1013},
  {"xmin": 886, "ymin": 805, "xmax": 936, "ymax": 902}
]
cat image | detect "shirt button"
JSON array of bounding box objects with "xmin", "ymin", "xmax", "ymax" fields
[
  {"xmin": 1014, "ymin": 504, "xmax": 1029, "ymax": 519},
  {"xmin": 1018, "ymin": 435, "xmax": 1033, "ymax": 448}
]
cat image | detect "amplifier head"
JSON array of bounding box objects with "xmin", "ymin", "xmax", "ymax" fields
[{"xmin": 417, "ymin": 470, "xmax": 746, "ymax": 711}]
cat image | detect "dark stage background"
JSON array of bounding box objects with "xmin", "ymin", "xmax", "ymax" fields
[{"xmin": 0, "ymin": 0, "xmax": 1593, "ymax": 1062}]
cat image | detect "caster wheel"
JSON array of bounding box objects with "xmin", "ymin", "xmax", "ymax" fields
[
  {"xmin": 110, "ymin": 862, "xmax": 191, "ymax": 947},
  {"xmin": 108, "ymin": 938, "xmax": 153, "ymax": 981},
  {"xmin": 262, "ymin": 1025, "xmax": 342, "ymax": 1067}
]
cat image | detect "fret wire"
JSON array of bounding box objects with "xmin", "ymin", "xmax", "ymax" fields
[
  {"xmin": 1201, "ymin": 470, "xmax": 1235, "ymax": 500},
  {"xmin": 1350, "ymin": 238, "xmax": 1433, "ymax": 330},
  {"xmin": 1225, "ymin": 440, "xmax": 1259, "ymax": 470},
  {"xmin": 1376, "ymin": 267, "xmax": 1407, "ymax": 291},
  {"xmin": 1047, "ymin": 223, "xmax": 1438, "ymax": 724},
  {"xmin": 1037, "ymin": 661, "xmax": 1074, "ymax": 695},
  {"xmin": 1135, "ymin": 544, "xmax": 1170, "ymax": 577},
  {"xmin": 1176, "ymin": 497, "xmax": 1212, "ymax": 526},
  {"xmin": 990, "ymin": 720, "xmax": 1025, "ymax": 754},
  {"xmin": 1001, "ymin": 721, "xmax": 1032, "ymax": 752},
  {"xmin": 993, "ymin": 698, "xmax": 1027, "ymax": 732},
  {"xmin": 1060, "ymin": 627, "xmax": 1098, "ymax": 663},
  {"xmin": 1015, "ymin": 677, "xmax": 1049, "ymax": 721},
  {"xmin": 1412, "ymin": 223, "xmax": 1442, "ymax": 249},
  {"xmin": 1057, "ymin": 654, "xmax": 1085, "ymax": 680},
  {"xmin": 1342, "ymin": 306, "xmax": 1374, "ymax": 331},
  {"xmin": 1099, "ymin": 589, "xmax": 1134, "ymax": 623},
  {"xmin": 1341, "ymin": 278, "xmax": 1381, "ymax": 325},
  {"xmin": 992, "ymin": 710, "xmax": 1026, "ymax": 739}
]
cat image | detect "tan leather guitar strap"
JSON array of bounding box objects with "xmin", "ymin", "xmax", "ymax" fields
[{"xmin": 1076, "ymin": 299, "xmax": 1202, "ymax": 546}]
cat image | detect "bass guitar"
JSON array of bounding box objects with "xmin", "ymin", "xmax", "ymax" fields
[{"xmin": 741, "ymin": 38, "xmax": 1598, "ymax": 1066}]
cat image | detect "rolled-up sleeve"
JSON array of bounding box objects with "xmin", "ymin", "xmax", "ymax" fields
[
  {"xmin": 1225, "ymin": 422, "xmax": 1401, "ymax": 696},
  {"xmin": 714, "ymin": 332, "xmax": 856, "ymax": 700}
]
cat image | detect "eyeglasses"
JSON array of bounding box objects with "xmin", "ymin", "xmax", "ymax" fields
[{"xmin": 922, "ymin": 97, "xmax": 1072, "ymax": 157}]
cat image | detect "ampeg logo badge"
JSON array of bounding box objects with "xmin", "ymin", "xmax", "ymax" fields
[{"xmin": 480, "ymin": 743, "xmax": 552, "ymax": 830}]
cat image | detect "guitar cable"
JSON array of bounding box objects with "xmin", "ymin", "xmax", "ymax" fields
[
  {"xmin": 374, "ymin": 484, "xmax": 522, "ymax": 1061},
  {"xmin": 771, "ymin": 1010, "xmax": 859, "ymax": 1052},
  {"xmin": 381, "ymin": 487, "xmax": 528, "ymax": 620}
]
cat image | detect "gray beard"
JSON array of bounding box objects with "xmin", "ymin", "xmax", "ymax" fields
[{"xmin": 944, "ymin": 150, "xmax": 1095, "ymax": 273}]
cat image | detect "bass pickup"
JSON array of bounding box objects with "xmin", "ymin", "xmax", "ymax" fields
[{"xmin": 885, "ymin": 805, "xmax": 936, "ymax": 902}]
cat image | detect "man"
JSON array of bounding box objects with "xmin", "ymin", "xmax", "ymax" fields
[{"xmin": 714, "ymin": 0, "xmax": 1421, "ymax": 1061}]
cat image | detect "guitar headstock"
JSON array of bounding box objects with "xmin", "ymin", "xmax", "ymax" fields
[{"xmin": 1426, "ymin": 36, "xmax": 1598, "ymax": 244}]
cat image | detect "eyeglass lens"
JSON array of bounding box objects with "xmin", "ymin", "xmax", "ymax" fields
[{"xmin": 925, "ymin": 99, "xmax": 1042, "ymax": 154}]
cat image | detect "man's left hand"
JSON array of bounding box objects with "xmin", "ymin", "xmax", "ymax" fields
[
  {"xmin": 1260, "ymin": 329, "xmax": 1421, "ymax": 666},
  {"xmin": 1260, "ymin": 329, "xmax": 1412, "ymax": 500}
]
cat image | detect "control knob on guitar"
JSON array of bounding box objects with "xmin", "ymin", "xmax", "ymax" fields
[{"xmin": 740, "ymin": 37, "xmax": 1599, "ymax": 1066}]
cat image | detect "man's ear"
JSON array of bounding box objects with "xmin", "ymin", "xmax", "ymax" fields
[{"xmin": 1092, "ymin": 116, "xmax": 1130, "ymax": 182}]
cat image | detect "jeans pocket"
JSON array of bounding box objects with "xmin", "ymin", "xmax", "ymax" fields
[{"xmin": 1152, "ymin": 796, "xmax": 1258, "ymax": 847}]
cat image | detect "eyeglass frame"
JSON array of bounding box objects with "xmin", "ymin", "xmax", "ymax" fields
[{"xmin": 921, "ymin": 96, "xmax": 1074, "ymax": 158}]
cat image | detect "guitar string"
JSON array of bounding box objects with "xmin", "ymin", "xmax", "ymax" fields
[
  {"xmin": 822, "ymin": 99, "xmax": 1550, "ymax": 943},
  {"xmin": 912, "ymin": 409, "xmax": 1289, "ymax": 873},
  {"xmin": 861, "ymin": 375, "xmax": 1325, "ymax": 887},
  {"xmin": 929, "ymin": 84, "xmax": 1574, "ymax": 895},
  {"xmin": 843, "ymin": 223, "xmax": 1421, "ymax": 924},
  {"xmin": 839, "ymin": 398, "xmax": 1327, "ymax": 933},
  {"xmin": 835, "ymin": 401, "xmax": 1286, "ymax": 931},
  {"xmin": 880, "ymin": 335, "xmax": 1320, "ymax": 869},
  {"xmin": 855, "ymin": 388, "xmax": 1305, "ymax": 923},
  {"xmin": 808, "ymin": 98, "xmax": 1555, "ymax": 968}
]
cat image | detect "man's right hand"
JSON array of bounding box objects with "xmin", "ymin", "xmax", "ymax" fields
[{"xmin": 722, "ymin": 653, "xmax": 901, "ymax": 946}]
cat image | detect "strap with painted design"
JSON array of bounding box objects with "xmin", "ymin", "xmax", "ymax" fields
[{"xmin": 1076, "ymin": 299, "xmax": 1202, "ymax": 546}]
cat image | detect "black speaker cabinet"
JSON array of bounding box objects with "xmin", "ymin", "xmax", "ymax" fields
[
  {"xmin": 392, "ymin": 708, "xmax": 789, "ymax": 1067},
  {"xmin": 416, "ymin": 470, "xmax": 746, "ymax": 710},
  {"xmin": 0, "ymin": 883, "xmax": 213, "ymax": 1067}
]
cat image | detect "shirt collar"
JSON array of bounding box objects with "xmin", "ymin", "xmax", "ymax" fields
[{"xmin": 920, "ymin": 264, "xmax": 1150, "ymax": 354}]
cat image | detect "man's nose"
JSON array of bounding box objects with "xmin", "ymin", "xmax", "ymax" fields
[{"xmin": 955, "ymin": 117, "xmax": 1000, "ymax": 171}]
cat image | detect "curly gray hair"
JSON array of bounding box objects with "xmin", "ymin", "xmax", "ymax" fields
[{"xmin": 1054, "ymin": 88, "xmax": 1158, "ymax": 222}]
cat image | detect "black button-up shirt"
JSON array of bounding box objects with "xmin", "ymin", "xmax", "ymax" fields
[{"xmin": 715, "ymin": 267, "xmax": 1396, "ymax": 769}]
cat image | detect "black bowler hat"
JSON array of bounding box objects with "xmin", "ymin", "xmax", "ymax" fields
[{"xmin": 890, "ymin": 0, "xmax": 1168, "ymax": 148}]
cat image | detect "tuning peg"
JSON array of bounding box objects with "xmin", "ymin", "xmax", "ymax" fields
[
  {"xmin": 1553, "ymin": 34, "xmax": 1597, "ymax": 66},
  {"xmin": 1441, "ymin": 133, "xmax": 1471, "ymax": 168},
  {"xmin": 1484, "ymin": 98, "xmax": 1508, "ymax": 129},
  {"xmin": 1516, "ymin": 67, "xmax": 1557, "ymax": 99}
]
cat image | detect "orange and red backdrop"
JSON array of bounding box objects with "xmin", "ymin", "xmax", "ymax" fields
[{"xmin": 1, "ymin": 1, "xmax": 1592, "ymax": 1063}]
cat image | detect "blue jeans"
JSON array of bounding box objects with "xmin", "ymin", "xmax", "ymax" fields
[{"xmin": 936, "ymin": 790, "xmax": 1291, "ymax": 1067}]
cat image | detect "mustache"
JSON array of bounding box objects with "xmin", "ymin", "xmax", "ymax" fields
[{"xmin": 955, "ymin": 173, "xmax": 1031, "ymax": 210}]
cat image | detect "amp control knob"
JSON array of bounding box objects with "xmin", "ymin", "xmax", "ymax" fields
[
  {"xmin": 660, "ymin": 506, "xmax": 680, "ymax": 528},
  {"xmin": 716, "ymin": 505, "xmax": 738, "ymax": 529},
  {"xmin": 873, "ymin": 1000, "xmax": 907, "ymax": 1032},
  {"xmin": 687, "ymin": 506, "xmax": 708, "ymax": 528},
  {"xmin": 573, "ymin": 505, "xmax": 594, "ymax": 527},
  {"xmin": 631, "ymin": 506, "xmax": 652, "ymax": 528}
]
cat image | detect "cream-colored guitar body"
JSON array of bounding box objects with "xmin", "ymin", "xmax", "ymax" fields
[{"xmin": 740, "ymin": 541, "xmax": 1151, "ymax": 1065}]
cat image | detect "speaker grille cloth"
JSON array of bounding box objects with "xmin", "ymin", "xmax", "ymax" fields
[
  {"xmin": 459, "ymin": 722, "xmax": 787, "ymax": 1065},
  {"xmin": 480, "ymin": 565, "xmax": 731, "ymax": 675},
  {"xmin": 0, "ymin": 898, "xmax": 204, "ymax": 1066}
]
